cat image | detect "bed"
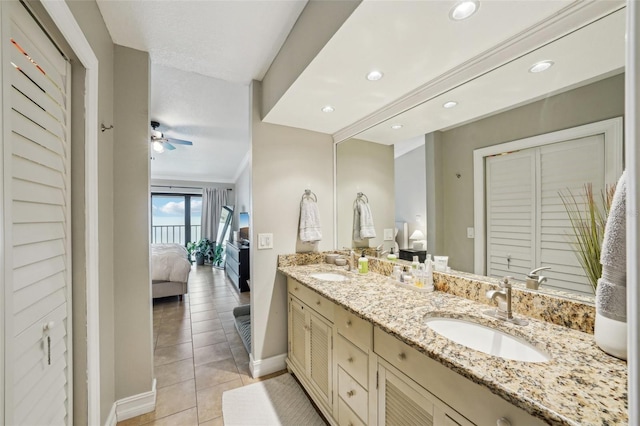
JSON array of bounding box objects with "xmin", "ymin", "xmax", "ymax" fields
[{"xmin": 151, "ymin": 243, "xmax": 191, "ymax": 299}]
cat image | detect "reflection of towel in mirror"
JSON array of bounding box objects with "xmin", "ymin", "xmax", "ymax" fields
[
  {"xmin": 299, "ymin": 198, "xmax": 322, "ymax": 242},
  {"xmin": 598, "ymin": 170, "xmax": 627, "ymax": 322},
  {"xmin": 353, "ymin": 199, "xmax": 376, "ymax": 241}
]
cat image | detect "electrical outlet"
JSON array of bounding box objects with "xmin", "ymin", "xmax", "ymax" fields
[
  {"xmin": 258, "ymin": 233, "xmax": 273, "ymax": 250},
  {"xmin": 467, "ymin": 227, "xmax": 475, "ymax": 239},
  {"xmin": 384, "ymin": 228, "xmax": 394, "ymax": 241}
]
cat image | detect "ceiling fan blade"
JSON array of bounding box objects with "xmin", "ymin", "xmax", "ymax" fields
[
  {"xmin": 164, "ymin": 142, "xmax": 176, "ymax": 150},
  {"xmin": 167, "ymin": 138, "xmax": 193, "ymax": 146}
]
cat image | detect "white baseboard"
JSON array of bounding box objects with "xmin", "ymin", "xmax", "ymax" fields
[
  {"xmin": 249, "ymin": 353, "xmax": 287, "ymax": 378},
  {"xmin": 104, "ymin": 378, "xmax": 157, "ymax": 425},
  {"xmin": 104, "ymin": 403, "xmax": 117, "ymax": 426}
]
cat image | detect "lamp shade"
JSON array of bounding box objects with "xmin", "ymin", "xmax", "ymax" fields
[{"xmin": 409, "ymin": 230, "xmax": 425, "ymax": 240}]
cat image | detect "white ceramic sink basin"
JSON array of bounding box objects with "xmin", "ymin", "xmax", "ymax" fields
[
  {"xmin": 309, "ymin": 272, "xmax": 348, "ymax": 282},
  {"xmin": 425, "ymin": 317, "xmax": 551, "ymax": 363}
]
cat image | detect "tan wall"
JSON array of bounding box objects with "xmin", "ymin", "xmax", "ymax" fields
[
  {"xmin": 438, "ymin": 74, "xmax": 625, "ymax": 272},
  {"xmin": 64, "ymin": 1, "xmax": 117, "ymax": 423},
  {"xmin": 336, "ymin": 139, "xmax": 395, "ymax": 250},
  {"xmin": 113, "ymin": 45, "xmax": 154, "ymax": 398},
  {"xmin": 251, "ymin": 81, "xmax": 334, "ymax": 364}
]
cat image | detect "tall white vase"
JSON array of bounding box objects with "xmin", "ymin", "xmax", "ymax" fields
[{"xmin": 594, "ymin": 311, "xmax": 627, "ymax": 360}]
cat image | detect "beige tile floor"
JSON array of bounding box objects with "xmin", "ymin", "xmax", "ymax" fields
[{"xmin": 118, "ymin": 265, "xmax": 283, "ymax": 426}]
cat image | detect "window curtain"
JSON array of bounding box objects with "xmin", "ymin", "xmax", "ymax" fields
[{"xmin": 201, "ymin": 188, "xmax": 229, "ymax": 241}]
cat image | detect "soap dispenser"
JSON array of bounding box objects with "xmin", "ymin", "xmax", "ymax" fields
[
  {"xmin": 358, "ymin": 252, "xmax": 369, "ymax": 274},
  {"xmin": 387, "ymin": 247, "xmax": 397, "ymax": 262}
]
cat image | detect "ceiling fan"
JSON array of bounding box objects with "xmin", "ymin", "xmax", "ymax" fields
[{"xmin": 150, "ymin": 120, "xmax": 193, "ymax": 153}]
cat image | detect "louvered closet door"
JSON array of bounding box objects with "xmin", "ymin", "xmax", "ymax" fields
[
  {"xmin": 486, "ymin": 150, "xmax": 536, "ymax": 279},
  {"xmin": 3, "ymin": 1, "xmax": 72, "ymax": 425},
  {"xmin": 539, "ymin": 135, "xmax": 605, "ymax": 295}
]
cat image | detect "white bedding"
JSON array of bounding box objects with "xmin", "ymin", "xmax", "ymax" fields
[{"xmin": 151, "ymin": 244, "xmax": 191, "ymax": 283}]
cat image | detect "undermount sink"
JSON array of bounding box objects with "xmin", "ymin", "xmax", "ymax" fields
[
  {"xmin": 425, "ymin": 317, "xmax": 551, "ymax": 363},
  {"xmin": 309, "ymin": 272, "xmax": 349, "ymax": 282}
]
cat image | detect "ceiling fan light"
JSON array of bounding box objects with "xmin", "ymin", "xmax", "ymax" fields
[
  {"xmin": 151, "ymin": 129, "xmax": 162, "ymax": 139},
  {"xmin": 152, "ymin": 141, "xmax": 165, "ymax": 153}
]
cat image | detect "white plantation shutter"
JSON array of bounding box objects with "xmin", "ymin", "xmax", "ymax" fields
[
  {"xmin": 486, "ymin": 150, "xmax": 536, "ymax": 279},
  {"xmin": 3, "ymin": 1, "xmax": 72, "ymax": 425},
  {"xmin": 538, "ymin": 135, "xmax": 605, "ymax": 295},
  {"xmin": 485, "ymin": 134, "xmax": 607, "ymax": 296}
]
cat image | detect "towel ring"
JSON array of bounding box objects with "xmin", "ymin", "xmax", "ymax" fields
[
  {"xmin": 357, "ymin": 192, "xmax": 369, "ymax": 202},
  {"xmin": 301, "ymin": 189, "xmax": 317, "ymax": 204}
]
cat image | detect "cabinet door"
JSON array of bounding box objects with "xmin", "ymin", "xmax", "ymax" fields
[
  {"xmin": 309, "ymin": 310, "xmax": 333, "ymax": 408},
  {"xmin": 288, "ymin": 296, "xmax": 307, "ymax": 372},
  {"xmin": 378, "ymin": 362, "xmax": 472, "ymax": 426}
]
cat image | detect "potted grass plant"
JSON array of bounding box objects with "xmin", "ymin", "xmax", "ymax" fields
[{"xmin": 559, "ymin": 183, "xmax": 616, "ymax": 293}]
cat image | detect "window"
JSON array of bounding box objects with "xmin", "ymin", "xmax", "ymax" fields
[
  {"xmin": 151, "ymin": 194, "xmax": 202, "ymax": 245},
  {"xmin": 474, "ymin": 118, "xmax": 623, "ymax": 295}
]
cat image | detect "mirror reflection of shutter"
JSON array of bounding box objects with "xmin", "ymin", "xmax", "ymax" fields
[
  {"xmin": 485, "ymin": 150, "xmax": 536, "ymax": 279},
  {"xmin": 539, "ymin": 135, "xmax": 606, "ymax": 295}
]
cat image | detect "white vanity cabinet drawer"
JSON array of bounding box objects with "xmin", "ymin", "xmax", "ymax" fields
[
  {"xmin": 335, "ymin": 306, "xmax": 372, "ymax": 351},
  {"xmin": 336, "ymin": 335, "xmax": 368, "ymax": 389},
  {"xmin": 338, "ymin": 367, "xmax": 368, "ymax": 423},
  {"xmin": 338, "ymin": 397, "xmax": 365, "ymax": 426},
  {"xmin": 287, "ymin": 278, "xmax": 334, "ymax": 322}
]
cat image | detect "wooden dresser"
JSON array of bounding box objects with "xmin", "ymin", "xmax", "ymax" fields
[{"xmin": 225, "ymin": 242, "xmax": 250, "ymax": 292}]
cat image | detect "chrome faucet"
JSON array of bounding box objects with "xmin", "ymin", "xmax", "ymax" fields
[
  {"xmin": 526, "ymin": 266, "xmax": 551, "ymax": 290},
  {"xmin": 485, "ymin": 276, "xmax": 528, "ymax": 325},
  {"xmin": 342, "ymin": 247, "xmax": 357, "ymax": 271},
  {"xmin": 375, "ymin": 243, "xmax": 388, "ymax": 258},
  {"xmin": 486, "ymin": 276, "xmax": 514, "ymax": 320}
]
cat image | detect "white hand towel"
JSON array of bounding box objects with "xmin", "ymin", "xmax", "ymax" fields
[
  {"xmin": 299, "ymin": 198, "xmax": 322, "ymax": 242},
  {"xmin": 357, "ymin": 199, "xmax": 376, "ymax": 239},
  {"xmin": 598, "ymin": 170, "xmax": 627, "ymax": 322}
]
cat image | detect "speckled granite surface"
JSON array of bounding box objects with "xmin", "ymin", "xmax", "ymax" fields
[
  {"xmin": 278, "ymin": 253, "xmax": 596, "ymax": 334},
  {"xmin": 277, "ymin": 263, "xmax": 627, "ymax": 426}
]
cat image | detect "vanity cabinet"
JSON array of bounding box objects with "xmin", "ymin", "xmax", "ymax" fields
[
  {"xmin": 287, "ymin": 279, "xmax": 335, "ymax": 417},
  {"xmin": 286, "ymin": 277, "xmax": 547, "ymax": 426},
  {"xmin": 373, "ymin": 327, "xmax": 546, "ymax": 426}
]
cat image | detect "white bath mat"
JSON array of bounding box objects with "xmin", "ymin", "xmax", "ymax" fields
[{"xmin": 222, "ymin": 373, "xmax": 326, "ymax": 425}]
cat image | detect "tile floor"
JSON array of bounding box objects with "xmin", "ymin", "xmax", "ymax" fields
[{"xmin": 117, "ymin": 265, "xmax": 283, "ymax": 426}]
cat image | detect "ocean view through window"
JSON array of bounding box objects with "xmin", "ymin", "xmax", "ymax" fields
[{"xmin": 151, "ymin": 194, "xmax": 202, "ymax": 245}]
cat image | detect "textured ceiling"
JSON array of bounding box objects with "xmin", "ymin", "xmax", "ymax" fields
[
  {"xmin": 96, "ymin": 0, "xmax": 307, "ymax": 182},
  {"xmin": 96, "ymin": 0, "xmax": 307, "ymax": 83}
]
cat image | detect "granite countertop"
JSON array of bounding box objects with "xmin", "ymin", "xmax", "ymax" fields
[{"xmin": 278, "ymin": 263, "xmax": 628, "ymax": 426}]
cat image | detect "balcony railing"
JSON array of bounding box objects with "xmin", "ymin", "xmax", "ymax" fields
[{"xmin": 151, "ymin": 225, "xmax": 201, "ymax": 245}]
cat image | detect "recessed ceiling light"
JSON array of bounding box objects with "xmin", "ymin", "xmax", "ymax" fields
[
  {"xmin": 443, "ymin": 101, "xmax": 458, "ymax": 109},
  {"xmin": 450, "ymin": 1, "xmax": 479, "ymax": 21},
  {"xmin": 321, "ymin": 105, "xmax": 335, "ymax": 113},
  {"xmin": 529, "ymin": 60, "xmax": 554, "ymax": 73},
  {"xmin": 391, "ymin": 124, "xmax": 403, "ymax": 130},
  {"xmin": 366, "ymin": 70, "xmax": 384, "ymax": 81}
]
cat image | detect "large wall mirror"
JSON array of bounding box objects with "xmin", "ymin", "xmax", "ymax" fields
[{"xmin": 336, "ymin": 7, "xmax": 625, "ymax": 299}]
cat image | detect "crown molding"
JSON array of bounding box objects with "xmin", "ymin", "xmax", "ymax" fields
[{"xmin": 332, "ymin": 0, "xmax": 626, "ymax": 143}]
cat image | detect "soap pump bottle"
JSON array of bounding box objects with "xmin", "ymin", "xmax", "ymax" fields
[
  {"xmin": 358, "ymin": 252, "xmax": 369, "ymax": 274},
  {"xmin": 387, "ymin": 247, "xmax": 397, "ymax": 262}
]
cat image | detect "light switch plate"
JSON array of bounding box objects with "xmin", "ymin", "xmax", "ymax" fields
[
  {"xmin": 384, "ymin": 228, "xmax": 394, "ymax": 241},
  {"xmin": 467, "ymin": 227, "xmax": 475, "ymax": 239},
  {"xmin": 258, "ymin": 233, "xmax": 273, "ymax": 250}
]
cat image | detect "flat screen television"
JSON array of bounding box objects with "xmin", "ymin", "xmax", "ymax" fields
[{"xmin": 238, "ymin": 212, "xmax": 249, "ymax": 242}]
